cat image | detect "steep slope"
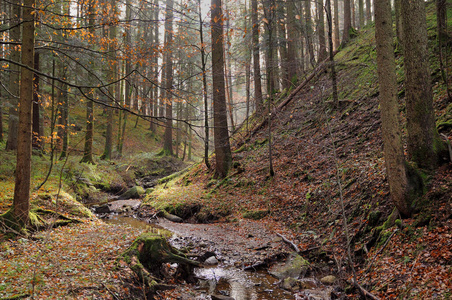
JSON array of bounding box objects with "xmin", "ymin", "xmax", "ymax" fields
[{"xmin": 147, "ymin": 3, "xmax": 452, "ymax": 298}]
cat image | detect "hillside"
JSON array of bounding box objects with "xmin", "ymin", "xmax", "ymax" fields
[{"xmin": 146, "ymin": 3, "xmax": 452, "ymax": 298}]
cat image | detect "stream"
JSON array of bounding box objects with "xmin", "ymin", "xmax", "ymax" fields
[{"xmin": 105, "ymin": 215, "xmax": 295, "ymax": 300}]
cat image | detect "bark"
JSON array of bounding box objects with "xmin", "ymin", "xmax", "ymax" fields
[
  {"xmin": 251, "ymin": 0, "xmax": 264, "ymax": 115},
  {"xmin": 374, "ymin": 0, "xmax": 413, "ymax": 217},
  {"xmin": 401, "ymin": 0, "xmax": 444, "ymax": 170},
  {"xmin": 263, "ymin": 0, "xmax": 276, "ymax": 96},
  {"xmin": 342, "ymin": 0, "xmax": 353, "ymax": 45},
  {"xmin": 32, "ymin": 52, "xmax": 43, "ymax": 151},
  {"xmin": 366, "ymin": 0, "xmax": 372, "ymax": 24},
  {"xmin": 394, "ymin": 0, "xmax": 403, "ymax": 47},
  {"xmin": 286, "ymin": 0, "xmax": 299, "ymax": 85},
  {"xmin": 326, "ymin": 0, "xmax": 339, "ymax": 106},
  {"xmin": 13, "ymin": 0, "xmax": 36, "ymax": 226},
  {"xmin": 80, "ymin": 0, "xmax": 96, "ymax": 164},
  {"xmin": 358, "ymin": 0, "xmax": 364, "ymax": 29},
  {"xmin": 333, "ymin": 0, "xmax": 340, "ymax": 49},
  {"xmin": 163, "ymin": 0, "xmax": 174, "ymax": 156},
  {"xmin": 6, "ymin": 0, "xmax": 21, "ymax": 151},
  {"xmin": 317, "ymin": 0, "xmax": 327, "ymax": 61},
  {"xmin": 277, "ymin": 5, "xmax": 290, "ymax": 90},
  {"xmin": 211, "ymin": 0, "xmax": 232, "ymax": 178},
  {"xmin": 304, "ymin": 0, "xmax": 316, "ymax": 67}
]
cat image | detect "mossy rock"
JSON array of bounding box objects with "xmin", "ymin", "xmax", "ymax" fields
[
  {"xmin": 367, "ymin": 211, "xmax": 382, "ymax": 227},
  {"xmin": 243, "ymin": 209, "xmax": 269, "ymax": 220},
  {"xmin": 118, "ymin": 186, "xmax": 145, "ymax": 200}
]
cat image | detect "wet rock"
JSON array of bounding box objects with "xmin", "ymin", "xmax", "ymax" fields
[
  {"xmin": 118, "ymin": 186, "xmax": 145, "ymax": 200},
  {"xmin": 298, "ymin": 278, "xmax": 318, "ymax": 289},
  {"xmin": 159, "ymin": 211, "xmax": 183, "ymax": 223},
  {"xmin": 281, "ymin": 277, "xmax": 298, "ymax": 290},
  {"xmin": 211, "ymin": 295, "xmax": 234, "ymax": 300},
  {"xmin": 269, "ymin": 252, "xmax": 309, "ymax": 280},
  {"xmin": 320, "ymin": 275, "xmax": 337, "ymax": 285},
  {"xmin": 95, "ymin": 204, "xmax": 112, "ymax": 214},
  {"xmin": 205, "ymin": 256, "xmax": 219, "ymax": 265}
]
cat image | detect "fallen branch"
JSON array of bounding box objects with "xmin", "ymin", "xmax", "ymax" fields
[
  {"xmin": 365, "ymin": 229, "xmax": 399, "ymax": 273},
  {"xmin": 354, "ymin": 281, "xmax": 381, "ymax": 300},
  {"xmin": 276, "ymin": 232, "xmax": 300, "ymax": 253}
]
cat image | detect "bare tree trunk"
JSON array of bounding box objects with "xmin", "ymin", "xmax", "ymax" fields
[
  {"xmin": 80, "ymin": 0, "xmax": 96, "ymax": 164},
  {"xmin": 366, "ymin": 0, "xmax": 372, "ymax": 25},
  {"xmin": 211, "ymin": 0, "xmax": 232, "ymax": 178},
  {"xmin": 317, "ymin": 0, "xmax": 327, "ymax": 61},
  {"xmin": 394, "ymin": 0, "xmax": 403, "ymax": 47},
  {"xmin": 6, "ymin": 0, "xmax": 21, "ymax": 151},
  {"xmin": 326, "ymin": 0, "xmax": 339, "ymax": 107},
  {"xmin": 358, "ymin": 0, "xmax": 364, "ymax": 29},
  {"xmin": 342, "ymin": 0, "xmax": 352, "ymax": 45},
  {"xmin": 375, "ymin": 0, "xmax": 415, "ymax": 217},
  {"xmin": 163, "ymin": 0, "xmax": 174, "ymax": 156},
  {"xmin": 333, "ymin": 0, "xmax": 340, "ymax": 49},
  {"xmin": 304, "ymin": 0, "xmax": 316, "ymax": 67},
  {"xmin": 32, "ymin": 52, "xmax": 43, "ymax": 151},
  {"xmin": 251, "ymin": 0, "xmax": 264, "ymax": 115},
  {"xmin": 286, "ymin": 0, "xmax": 299, "ymax": 85},
  {"xmin": 14, "ymin": 0, "xmax": 36, "ymax": 226},
  {"xmin": 401, "ymin": 0, "xmax": 445, "ymax": 169}
]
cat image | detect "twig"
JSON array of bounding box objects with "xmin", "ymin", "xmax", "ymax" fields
[
  {"xmin": 355, "ymin": 281, "xmax": 381, "ymax": 300},
  {"xmin": 102, "ymin": 283, "xmax": 120, "ymax": 300},
  {"xmin": 365, "ymin": 229, "xmax": 399, "ymax": 273},
  {"xmin": 276, "ymin": 232, "xmax": 300, "ymax": 252}
]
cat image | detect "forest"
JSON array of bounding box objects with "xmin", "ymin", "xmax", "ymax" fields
[{"xmin": 0, "ymin": 0, "xmax": 451, "ymax": 298}]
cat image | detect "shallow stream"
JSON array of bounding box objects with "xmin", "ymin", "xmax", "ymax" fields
[{"xmin": 105, "ymin": 215, "xmax": 295, "ymax": 300}]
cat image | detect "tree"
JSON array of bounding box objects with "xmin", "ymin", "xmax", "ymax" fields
[
  {"xmin": 342, "ymin": 0, "xmax": 353, "ymax": 45},
  {"xmin": 374, "ymin": 0, "xmax": 417, "ymax": 217},
  {"xmin": 13, "ymin": 0, "xmax": 36, "ymax": 226},
  {"xmin": 211, "ymin": 0, "xmax": 232, "ymax": 178},
  {"xmin": 304, "ymin": 0, "xmax": 316, "ymax": 67},
  {"xmin": 80, "ymin": 0, "xmax": 96, "ymax": 164},
  {"xmin": 325, "ymin": 0, "xmax": 338, "ymax": 106},
  {"xmin": 333, "ymin": 0, "xmax": 340, "ymax": 49},
  {"xmin": 163, "ymin": 0, "xmax": 175, "ymax": 156},
  {"xmin": 401, "ymin": 0, "xmax": 445, "ymax": 170},
  {"xmin": 5, "ymin": 0, "xmax": 21, "ymax": 151},
  {"xmin": 286, "ymin": 0, "xmax": 299, "ymax": 84},
  {"xmin": 251, "ymin": 0, "xmax": 264, "ymax": 115},
  {"xmin": 317, "ymin": 0, "xmax": 327, "ymax": 61}
]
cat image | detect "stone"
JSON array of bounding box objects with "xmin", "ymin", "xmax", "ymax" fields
[
  {"xmin": 281, "ymin": 277, "xmax": 298, "ymax": 290},
  {"xmin": 269, "ymin": 252, "xmax": 309, "ymax": 280},
  {"xmin": 205, "ymin": 256, "xmax": 219, "ymax": 265},
  {"xmin": 118, "ymin": 186, "xmax": 145, "ymax": 200},
  {"xmin": 95, "ymin": 204, "xmax": 112, "ymax": 214},
  {"xmin": 320, "ymin": 275, "xmax": 337, "ymax": 285},
  {"xmin": 211, "ymin": 295, "xmax": 234, "ymax": 300}
]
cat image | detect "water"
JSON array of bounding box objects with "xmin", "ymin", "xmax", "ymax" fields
[{"xmin": 104, "ymin": 215, "xmax": 294, "ymax": 300}]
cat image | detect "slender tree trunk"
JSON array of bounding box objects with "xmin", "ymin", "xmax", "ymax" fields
[
  {"xmin": 163, "ymin": 0, "xmax": 174, "ymax": 156},
  {"xmin": 304, "ymin": 0, "xmax": 316, "ymax": 67},
  {"xmin": 366, "ymin": 0, "xmax": 372, "ymax": 24},
  {"xmin": 436, "ymin": 0, "xmax": 451, "ymax": 100},
  {"xmin": 401, "ymin": 0, "xmax": 444, "ymax": 169},
  {"xmin": 80, "ymin": 0, "xmax": 96, "ymax": 164},
  {"xmin": 326, "ymin": 0, "xmax": 339, "ymax": 107},
  {"xmin": 394, "ymin": 0, "xmax": 403, "ymax": 47},
  {"xmin": 13, "ymin": 0, "xmax": 36, "ymax": 226},
  {"xmin": 358, "ymin": 0, "xmax": 364, "ymax": 29},
  {"xmin": 351, "ymin": 0, "xmax": 356, "ymax": 28},
  {"xmin": 317, "ymin": 0, "xmax": 327, "ymax": 61},
  {"xmin": 211, "ymin": 0, "xmax": 232, "ymax": 178},
  {"xmin": 375, "ymin": 0, "xmax": 415, "ymax": 217},
  {"xmin": 198, "ymin": 0, "xmax": 211, "ymax": 169},
  {"xmin": 333, "ymin": 0, "xmax": 340, "ymax": 49},
  {"xmin": 286, "ymin": 0, "xmax": 299, "ymax": 85},
  {"xmin": 59, "ymin": 77, "xmax": 69, "ymax": 160},
  {"xmin": 342, "ymin": 0, "xmax": 353, "ymax": 45},
  {"xmin": 6, "ymin": 0, "xmax": 21, "ymax": 151},
  {"xmin": 251, "ymin": 0, "xmax": 264, "ymax": 115},
  {"xmin": 32, "ymin": 52, "xmax": 43, "ymax": 151}
]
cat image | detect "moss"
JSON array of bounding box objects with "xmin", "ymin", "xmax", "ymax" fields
[
  {"xmin": 243, "ymin": 209, "xmax": 269, "ymax": 220},
  {"xmin": 367, "ymin": 211, "xmax": 382, "ymax": 227}
]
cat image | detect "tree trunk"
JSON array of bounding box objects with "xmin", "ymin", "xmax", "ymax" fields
[
  {"xmin": 13, "ymin": 0, "xmax": 36, "ymax": 226},
  {"xmin": 374, "ymin": 0, "xmax": 414, "ymax": 217},
  {"xmin": 366, "ymin": 0, "xmax": 372, "ymax": 25},
  {"xmin": 401, "ymin": 0, "xmax": 444, "ymax": 170},
  {"xmin": 333, "ymin": 0, "xmax": 340, "ymax": 49},
  {"xmin": 80, "ymin": 0, "xmax": 96, "ymax": 164},
  {"xmin": 317, "ymin": 0, "xmax": 327, "ymax": 61},
  {"xmin": 211, "ymin": 0, "xmax": 232, "ymax": 178},
  {"xmin": 358, "ymin": 0, "xmax": 364, "ymax": 29},
  {"xmin": 263, "ymin": 0, "xmax": 276, "ymax": 97},
  {"xmin": 342, "ymin": 0, "xmax": 352, "ymax": 45},
  {"xmin": 304, "ymin": 0, "xmax": 316, "ymax": 67},
  {"xmin": 326, "ymin": 0, "xmax": 339, "ymax": 107},
  {"xmin": 394, "ymin": 0, "xmax": 403, "ymax": 47},
  {"xmin": 251, "ymin": 0, "xmax": 264, "ymax": 115},
  {"xmin": 32, "ymin": 51, "xmax": 43, "ymax": 151},
  {"xmin": 163, "ymin": 0, "xmax": 174, "ymax": 156},
  {"xmin": 286, "ymin": 0, "xmax": 299, "ymax": 85},
  {"xmin": 6, "ymin": 0, "xmax": 21, "ymax": 151}
]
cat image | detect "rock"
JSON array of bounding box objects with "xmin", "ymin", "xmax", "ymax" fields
[
  {"xmin": 211, "ymin": 295, "xmax": 234, "ymax": 300},
  {"xmin": 298, "ymin": 278, "xmax": 318, "ymax": 289},
  {"xmin": 160, "ymin": 211, "xmax": 183, "ymax": 223},
  {"xmin": 95, "ymin": 204, "xmax": 112, "ymax": 214},
  {"xmin": 281, "ymin": 277, "xmax": 298, "ymax": 290},
  {"xmin": 118, "ymin": 186, "xmax": 145, "ymax": 200},
  {"xmin": 205, "ymin": 256, "xmax": 219, "ymax": 265},
  {"xmin": 320, "ymin": 275, "xmax": 337, "ymax": 285},
  {"xmin": 269, "ymin": 252, "xmax": 309, "ymax": 280}
]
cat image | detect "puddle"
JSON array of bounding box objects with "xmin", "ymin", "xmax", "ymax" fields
[
  {"xmin": 195, "ymin": 267, "xmax": 293, "ymax": 300},
  {"xmin": 103, "ymin": 215, "xmax": 295, "ymax": 300}
]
